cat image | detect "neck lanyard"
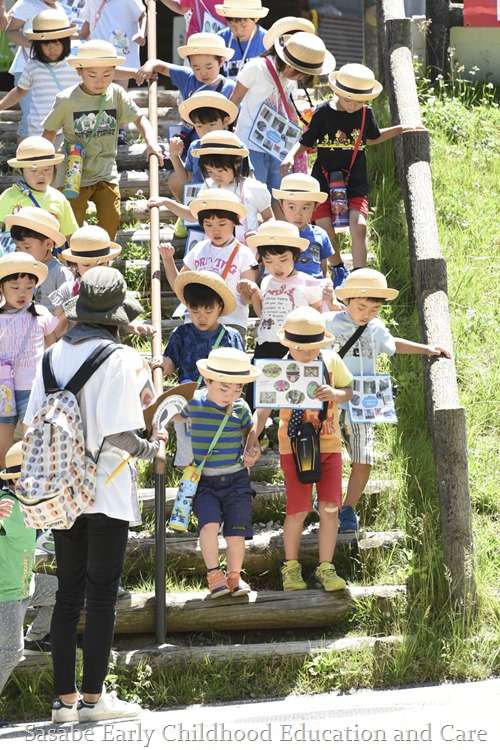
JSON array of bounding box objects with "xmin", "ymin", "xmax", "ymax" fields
[
  {"xmin": 45, "ymin": 62, "xmax": 63, "ymax": 91},
  {"xmin": 236, "ymin": 25, "xmax": 258, "ymax": 69}
]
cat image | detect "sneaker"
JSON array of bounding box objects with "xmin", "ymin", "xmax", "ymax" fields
[
  {"xmin": 173, "ymin": 216, "xmax": 188, "ymax": 239},
  {"xmin": 36, "ymin": 529, "xmax": 55, "ymax": 555},
  {"xmin": 332, "ymin": 262, "xmax": 349, "ymax": 289},
  {"xmin": 227, "ymin": 571, "xmax": 251, "ymax": 597},
  {"xmin": 24, "ymin": 634, "xmax": 51, "ymax": 653},
  {"xmin": 78, "ymin": 685, "xmax": 141, "ymax": 722},
  {"xmin": 338, "ymin": 505, "xmax": 360, "ymax": 533},
  {"xmin": 207, "ymin": 568, "xmax": 230, "ymax": 598},
  {"xmin": 281, "ymin": 560, "xmax": 307, "ymax": 591},
  {"xmin": 52, "ymin": 699, "xmax": 78, "ymax": 724},
  {"xmin": 315, "ymin": 562, "xmax": 346, "ymax": 592},
  {"xmin": 117, "ymin": 128, "xmax": 128, "ymax": 146},
  {"xmin": 258, "ymin": 434, "xmax": 269, "ymax": 453}
]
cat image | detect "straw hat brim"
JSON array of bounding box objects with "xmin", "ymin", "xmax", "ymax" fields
[
  {"xmin": 197, "ymin": 359, "xmax": 261, "ymax": 384},
  {"xmin": 263, "ymin": 18, "xmax": 315, "ymax": 50},
  {"xmin": 246, "ymin": 233, "xmax": 309, "ymax": 251},
  {"xmin": 4, "ymin": 213, "xmax": 66, "ymax": 247},
  {"xmin": 179, "ymin": 95, "xmax": 238, "ymax": 125},
  {"xmin": 0, "ymin": 255, "xmax": 48, "ymax": 284},
  {"xmin": 175, "ymin": 270, "xmax": 237, "ymax": 316},
  {"xmin": 143, "ymin": 381, "xmax": 198, "ymax": 433},
  {"xmin": 335, "ymin": 285, "xmax": 399, "ymax": 301},
  {"xmin": 61, "ymin": 243, "xmax": 122, "ymax": 264},
  {"xmin": 0, "ymin": 467, "xmax": 21, "ymax": 480},
  {"xmin": 177, "ymin": 44, "xmax": 234, "ymax": 61},
  {"xmin": 68, "ymin": 55, "xmax": 126, "ymax": 68},
  {"xmin": 329, "ymin": 72, "xmax": 383, "ymax": 101},
  {"xmin": 62, "ymin": 290, "xmax": 143, "ymax": 325},
  {"xmin": 215, "ymin": 5, "xmax": 269, "ymax": 18},
  {"xmin": 8, "ymin": 154, "xmax": 65, "ymax": 169},
  {"xmin": 25, "ymin": 22, "xmax": 78, "ymax": 40},
  {"xmin": 274, "ymin": 40, "xmax": 336, "ymax": 76},
  {"xmin": 189, "ymin": 196, "xmax": 248, "ymax": 220},
  {"xmin": 276, "ymin": 328, "xmax": 335, "ymax": 350},
  {"xmin": 191, "ymin": 144, "xmax": 249, "ymax": 158},
  {"xmin": 272, "ymin": 187, "xmax": 328, "ymax": 203}
]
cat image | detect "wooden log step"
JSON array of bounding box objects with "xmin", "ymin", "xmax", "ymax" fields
[
  {"xmin": 0, "ymin": 171, "xmax": 172, "ymax": 201},
  {"xmin": 0, "ymin": 88, "xmax": 180, "ymax": 109}
]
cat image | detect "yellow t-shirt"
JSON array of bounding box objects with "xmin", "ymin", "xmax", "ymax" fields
[{"xmin": 278, "ymin": 350, "xmax": 352, "ymax": 455}]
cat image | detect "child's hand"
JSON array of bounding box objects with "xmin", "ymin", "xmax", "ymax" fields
[
  {"xmin": 169, "ymin": 136, "xmax": 184, "ymax": 158},
  {"xmin": 0, "ymin": 498, "xmax": 14, "ymax": 520},
  {"xmin": 313, "ymin": 385, "xmax": 343, "ymax": 403},
  {"xmin": 132, "ymin": 32, "xmax": 146, "ymax": 46},
  {"xmin": 151, "ymin": 423, "xmax": 169, "ymax": 444},
  {"xmin": 427, "ymin": 344, "xmax": 452, "ymax": 359},
  {"xmin": 128, "ymin": 320, "xmax": 156, "ymax": 335},
  {"xmin": 280, "ymin": 155, "xmax": 294, "ymax": 177},
  {"xmin": 135, "ymin": 60, "xmax": 156, "ymax": 84},
  {"xmin": 147, "ymin": 195, "xmax": 166, "ymax": 210},
  {"xmin": 158, "ymin": 242, "xmax": 175, "ymax": 261},
  {"xmin": 146, "ymin": 142, "xmax": 164, "ymax": 166},
  {"xmin": 243, "ymin": 434, "xmax": 261, "ymax": 467},
  {"xmin": 150, "ymin": 355, "xmax": 165, "ymax": 372},
  {"xmin": 402, "ymin": 124, "xmax": 428, "ymax": 133},
  {"xmin": 237, "ymin": 279, "xmax": 259, "ymax": 298}
]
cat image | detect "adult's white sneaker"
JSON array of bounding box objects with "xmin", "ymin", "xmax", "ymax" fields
[{"xmin": 78, "ymin": 685, "xmax": 142, "ymax": 722}]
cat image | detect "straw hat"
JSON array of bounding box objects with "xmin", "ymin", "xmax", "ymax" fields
[
  {"xmin": 143, "ymin": 382, "xmax": 198, "ymax": 433},
  {"xmin": 246, "ymin": 219, "xmax": 309, "ymax": 251},
  {"xmin": 274, "ymin": 32, "xmax": 335, "ymax": 77},
  {"xmin": 191, "ymin": 130, "xmax": 249, "ymax": 158},
  {"xmin": 179, "ymin": 90, "xmax": 238, "ymax": 126},
  {"xmin": 68, "ymin": 40, "xmax": 126, "ymax": 68},
  {"xmin": 277, "ymin": 307, "xmax": 334, "ymax": 350},
  {"xmin": 263, "ymin": 16, "xmax": 315, "ymax": 51},
  {"xmin": 197, "ymin": 347, "xmax": 261, "ymax": 384},
  {"xmin": 8, "ymin": 136, "xmax": 65, "ymax": 169},
  {"xmin": 189, "ymin": 188, "xmax": 248, "ymax": 221},
  {"xmin": 0, "ymin": 251, "xmax": 48, "ymax": 285},
  {"xmin": 328, "ymin": 63, "xmax": 383, "ymax": 101},
  {"xmin": 5, "ymin": 206, "xmax": 66, "ymax": 248},
  {"xmin": 177, "ymin": 32, "xmax": 235, "ymax": 61},
  {"xmin": 215, "ymin": 0, "xmax": 269, "ymax": 18},
  {"xmin": 175, "ymin": 270, "xmax": 237, "ymax": 315},
  {"xmin": 272, "ymin": 173, "xmax": 328, "ymax": 204},
  {"xmin": 334, "ymin": 269, "xmax": 399, "ymax": 301},
  {"xmin": 61, "ymin": 225, "xmax": 122, "ymax": 264},
  {"xmin": 63, "ymin": 267, "xmax": 143, "ymax": 325},
  {"xmin": 0, "ymin": 442, "xmax": 23, "ymax": 481},
  {"xmin": 25, "ymin": 9, "xmax": 78, "ymax": 40}
]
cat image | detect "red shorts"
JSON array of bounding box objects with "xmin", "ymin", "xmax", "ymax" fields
[
  {"xmin": 280, "ymin": 452, "xmax": 343, "ymax": 515},
  {"xmin": 312, "ymin": 195, "xmax": 369, "ymax": 222}
]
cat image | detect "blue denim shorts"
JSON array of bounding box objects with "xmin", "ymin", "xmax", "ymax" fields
[
  {"xmin": 193, "ymin": 468, "xmax": 254, "ymax": 539},
  {"xmin": 248, "ymin": 149, "xmax": 282, "ymax": 195},
  {"xmin": 0, "ymin": 389, "xmax": 31, "ymax": 426}
]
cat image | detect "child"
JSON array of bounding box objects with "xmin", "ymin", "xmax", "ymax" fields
[
  {"xmin": 151, "ymin": 269, "xmax": 244, "ymax": 467},
  {"xmin": 5, "ymin": 205, "xmax": 72, "ymax": 311},
  {"xmin": 42, "ymin": 39, "xmax": 164, "ymax": 240},
  {"xmin": 0, "ymin": 252, "xmax": 57, "ymax": 467},
  {"xmin": 0, "ymin": 442, "xmax": 58, "ymax": 728},
  {"xmin": 0, "ymin": 137, "xmax": 78, "ymax": 250},
  {"xmin": 172, "ymin": 347, "xmax": 260, "ymax": 597},
  {"xmin": 273, "ymin": 172, "xmax": 349, "ymax": 287},
  {"xmin": 248, "ymin": 307, "xmax": 353, "ymax": 592},
  {"xmin": 161, "ymin": 188, "xmax": 258, "ymax": 340},
  {"xmin": 215, "ymin": 0, "xmax": 268, "ymax": 78},
  {"xmin": 324, "ymin": 269, "xmax": 451, "ymax": 532},
  {"xmin": 230, "ymin": 23, "xmax": 334, "ymax": 200},
  {"xmin": 156, "ymin": 0, "xmax": 227, "ymax": 39},
  {"xmin": 281, "ymin": 63, "xmax": 426, "ymax": 269}
]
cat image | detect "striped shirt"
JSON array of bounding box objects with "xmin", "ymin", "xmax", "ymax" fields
[
  {"xmin": 18, "ymin": 59, "xmax": 79, "ymax": 136},
  {"xmin": 180, "ymin": 394, "xmax": 252, "ymax": 469}
]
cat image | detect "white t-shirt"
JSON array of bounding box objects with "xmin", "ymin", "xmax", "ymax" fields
[
  {"xmin": 0, "ymin": 304, "xmax": 57, "ymax": 390},
  {"xmin": 203, "ymin": 177, "xmax": 271, "ymax": 242},
  {"xmin": 18, "ymin": 60, "xmax": 79, "ymax": 136},
  {"xmin": 183, "ymin": 237, "xmax": 256, "ymax": 329},
  {"xmin": 24, "ymin": 338, "xmax": 146, "ymax": 523},
  {"xmin": 81, "ymin": 0, "xmax": 145, "ymax": 67},
  {"xmin": 257, "ymin": 273, "xmax": 322, "ymax": 344},
  {"xmin": 235, "ymin": 57, "xmax": 297, "ymax": 153},
  {"xmin": 9, "ymin": 0, "xmax": 65, "ymax": 76}
]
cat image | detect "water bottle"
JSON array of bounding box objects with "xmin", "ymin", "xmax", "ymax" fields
[
  {"xmin": 168, "ymin": 465, "xmax": 200, "ymax": 531},
  {"xmin": 329, "ymin": 171, "xmax": 349, "ymax": 228},
  {"xmin": 63, "ymin": 144, "xmax": 85, "ymax": 198}
]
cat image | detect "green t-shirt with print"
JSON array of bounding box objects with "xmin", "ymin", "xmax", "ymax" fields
[
  {"xmin": 0, "ymin": 488, "xmax": 36, "ymax": 602},
  {"xmin": 0, "ymin": 184, "xmax": 79, "ymax": 237}
]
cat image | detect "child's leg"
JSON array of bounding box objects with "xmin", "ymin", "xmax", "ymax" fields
[
  {"xmin": 25, "ymin": 573, "xmax": 58, "ymax": 642},
  {"xmin": 344, "ymin": 464, "xmax": 372, "ymax": 509},
  {"xmin": 93, "ymin": 182, "xmax": 121, "ymax": 241},
  {"xmin": 225, "ymin": 535, "xmax": 245, "ymax": 573},
  {"xmin": 168, "ymin": 171, "xmax": 186, "ymax": 203},
  {"xmin": 67, "ymin": 185, "xmax": 94, "ymax": 228},
  {"xmin": 349, "ymin": 208, "xmax": 368, "ymax": 269},
  {"xmin": 316, "ymin": 452, "xmax": 343, "ymax": 562},
  {"xmin": 283, "ymin": 511, "xmax": 309, "ymax": 560},
  {"xmin": 314, "ymin": 215, "xmax": 343, "ymax": 265},
  {"xmin": 340, "ymin": 416, "xmax": 374, "ymax": 509},
  {"xmin": 0, "ymin": 599, "xmax": 26, "ymax": 695},
  {"xmin": 0, "ymin": 423, "xmax": 15, "ymax": 469},
  {"xmin": 199, "ymin": 522, "xmax": 222, "ymax": 570}
]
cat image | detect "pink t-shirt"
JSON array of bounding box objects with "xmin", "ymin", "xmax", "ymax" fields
[
  {"xmin": 0, "ymin": 305, "xmax": 57, "ymax": 390},
  {"xmin": 179, "ymin": 0, "xmax": 227, "ymax": 38}
]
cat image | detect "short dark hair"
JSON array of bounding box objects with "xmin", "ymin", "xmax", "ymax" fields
[
  {"xmin": 198, "ymin": 152, "xmax": 249, "ymax": 179},
  {"xmin": 345, "ymin": 296, "xmax": 386, "ymax": 304},
  {"xmin": 188, "ymin": 54, "xmax": 224, "ymax": 66},
  {"xmin": 197, "ymin": 208, "xmax": 240, "ymax": 226},
  {"xmin": 261, "ymin": 50, "xmax": 314, "ymax": 88},
  {"xmin": 190, "ymin": 106, "xmax": 231, "ymax": 125},
  {"xmin": 183, "ymin": 282, "xmax": 224, "ymax": 311},
  {"xmin": 10, "ymin": 225, "xmax": 53, "ymax": 244},
  {"xmin": 31, "ymin": 36, "xmax": 71, "ymax": 63},
  {"xmin": 0, "ymin": 272, "xmax": 40, "ymax": 316},
  {"xmin": 257, "ymin": 244, "xmax": 301, "ymax": 263}
]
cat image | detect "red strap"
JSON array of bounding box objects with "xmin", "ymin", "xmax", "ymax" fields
[
  {"xmin": 264, "ymin": 58, "xmax": 293, "ymax": 121},
  {"xmin": 345, "ymin": 106, "xmax": 366, "ymax": 185},
  {"xmin": 221, "ymin": 241, "xmax": 241, "ymax": 281}
]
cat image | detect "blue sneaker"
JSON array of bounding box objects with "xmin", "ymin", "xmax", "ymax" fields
[
  {"xmin": 338, "ymin": 505, "xmax": 360, "ymax": 533},
  {"xmin": 332, "ymin": 262, "xmax": 349, "ymax": 289}
]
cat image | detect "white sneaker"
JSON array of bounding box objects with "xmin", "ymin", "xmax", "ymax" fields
[
  {"xmin": 78, "ymin": 685, "xmax": 142, "ymax": 722},
  {"xmin": 52, "ymin": 699, "xmax": 78, "ymax": 723}
]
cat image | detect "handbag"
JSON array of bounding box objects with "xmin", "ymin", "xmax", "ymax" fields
[{"xmin": 288, "ymin": 360, "xmax": 329, "ymax": 484}]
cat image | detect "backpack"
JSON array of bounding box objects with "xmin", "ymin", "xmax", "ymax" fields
[{"xmin": 16, "ymin": 342, "xmax": 120, "ymax": 530}]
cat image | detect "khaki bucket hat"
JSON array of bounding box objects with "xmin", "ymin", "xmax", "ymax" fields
[
  {"xmin": 191, "ymin": 130, "xmax": 249, "ymax": 158},
  {"xmin": 175, "ymin": 270, "xmax": 237, "ymax": 315},
  {"xmin": 246, "ymin": 219, "xmax": 309, "ymax": 251},
  {"xmin": 0, "ymin": 251, "xmax": 48, "ymax": 285},
  {"xmin": 274, "ymin": 32, "xmax": 335, "ymax": 77},
  {"xmin": 8, "ymin": 136, "xmax": 65, "ymax": 169},
  {"xmin": 0, "ymin": 442, "xmax": 23, "ymax": 481},
  {"xmin": 68, "ymin": 40, "xmax": 126, "ymax": 68},
  {"xmin": 272, "ymin": 173, "xmax": 328, "ymax": 204},
  {"xmin": 177, "ymin": 32, "xmax": 235, "ymax": 61},
  {"xmin": 61, "ymin": 226, "xmax": 122, "ymax": 264},
  {"xmin": 25, "ymin": 9, "xmax": 78, "ymax": 40},
  {"xmin": 277, "ymin": 307, "xmax": 334, "ymax": 351},
  {"xmin": 189, "ymin": 188, "xmax": 248, "ymax": 221},
  {"xmin": 215, "ymin": 0, "xmax": 269, "ymax": 18},
  {"xmin": 63, "ymin": 266, "xmax": 143, "ymax": 325},
  {"xmin": 197, "ymin": 347, "xmax": 261, "ymax": 384},
  {"xmin": 5, "ymin": 206, "xmax": 66, "ymax": 248},
  {"xmin": 334, "ymin": 268, "xmax": 399, "ymax": 301},
  {"xmin": 328, "ymin": 63, "xmax": 383, "ymax": 101},
  {"xmin": 179, "ymin": 90, "xmax": 238, "ymax": 126},
  {"xmin": 263, "ymin": 16, "xmax": 315, "ymax": 51}
]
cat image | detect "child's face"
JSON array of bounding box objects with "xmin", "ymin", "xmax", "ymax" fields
[
  {"xmin": 189, "ymin": 54, "xmax": 223, "ymax": 85},
  {"xmin": 202, "ymin": 216, "xmax": 236, "ymax": 246},
  {"xmin": 204, "ymin": 163, "xmax": 235, "ymax": 187},
  {"xmin": 205, "ymin": 378, "xmax": 244, "ymax": 407},
  {"xmin": 226, "ymin": 17, "xmax": 258, "ymax": 42},
  {"xmin": 262, "ymin": 250, "xmax": 296, "ymax": 280},
  {"xmin": 288, "ymin": 346, "xmax": 322, "ymax": 364},
  {"xmin": 41, "ymin": 39, "xmax": 64, "ymax": 62},
  {"xmin": 187, "ymin": 301, "xmax": 223, "ymax": 332},
  {"xmin": 76, "ymin": 259, "xmax": 109, "ymax": 276},
  {"xmin": 192, "ymin": 115, "xmax": 230, "ymax": 139},
  {"xmin": 78, "ymin": 66, "xmax": 115, "ymax": 95},
  {"xmin": 0, "ymin": 276, "xmax": 37, "ymax": 310},
  {"xmin": 346, "ymin": 298, "xmax": 383, "ymax": 325},
  {"xmin": 22, "ymin": 165, "xmax": 54, "ymax": 192},
  {"xmin": 13, "ymin": 237, "xmax": 54, "ymax": 262},
  {"xmin": 336, "ymin": 96, "xmax": 367, "ymax": 114},
  {"xmin": 281, "ymin": 64, "xmax": 309, "ymax": 84},
  {"xmin": 280, "ymin": 199, "xmax": 316, "ymax": 231}
]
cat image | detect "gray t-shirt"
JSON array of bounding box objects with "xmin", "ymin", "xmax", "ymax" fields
[{"xmin": 37, "ymin": 259, "xmax": 73, "ymax": 313}]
